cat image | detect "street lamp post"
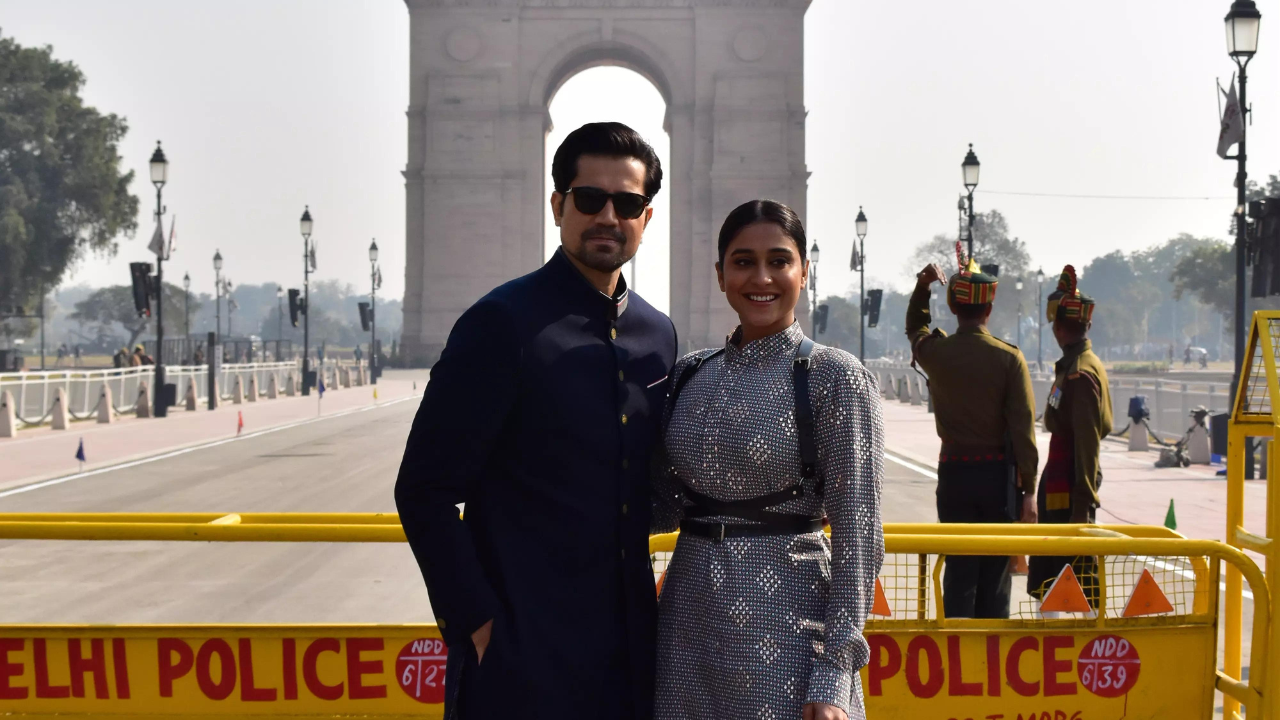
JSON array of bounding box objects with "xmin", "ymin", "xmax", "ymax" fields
[
  {"xmin": 213, "ymin": 251, "xmax": 223, "ymax": 345},
  {"xmin": 149, "ymin": 141, "xmax": 169, "ymax": 417},
  {"xmin": 300, "ymin": 207, "xmax": 313, "ymax": 396},
  {"xmin": 962, "ymin": 144, "xmax": 981, "ymax": 259},
  {"xmin": 182, "ymin": 272, "xmax": 191, "ymax": 363},
  {"xmin": 808, "ymin": 241, "xmax": 820, "ymax": 332},
  {"xmin": 1015, "ymin": 276, "xmax": 1025, "ymax": 348},
  {"xmin": 1036, "ymin": 267, "xmax": 1045, "ymax": 369},
  {"xmin": 276, "ymin": 286, "xmax": 284, "ymax": 360},
  {"xmin": 1225, "ymin": 0, "xmax": 1261, "ymax": 409},
  {"xmin": 853, "ymin": 207, "xmax": 868, "ymax": 361},
  {"xmin": 369, "ymin": 239, "xmax": 379, "ymax": 384}
]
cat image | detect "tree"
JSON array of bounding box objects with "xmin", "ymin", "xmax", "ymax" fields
[
  {"xmin": 69, "ymin": 282, "xmax": 197, "ymax": 350},
  {"xmin": 0, "ymin": 32, "xmax": 139, "ymax": 314},
  {"xmin": 1171, "ymin": 242, "xmax": 1234, "ymax": 317}
]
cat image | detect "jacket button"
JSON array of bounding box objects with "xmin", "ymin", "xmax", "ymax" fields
[
  {"xmin": 618, "ymin": 370, "xmax": 625, "ymax": 382},
  {"xmin": 622, "ymin": 503, "xmax": 629, "ymax": 515},
  {"xmin": 621, "ymin": 549, "xmax": 626, "ymax": 559},
  {"xmin": 610, "ymin": 328, "xmax": 618, "ymax": 340},
  {"xmin": 621, "ymin": 414, "xmax": 628, "ymax": 425},
  {"xmin": 437, "ymin": 618, "xmax": 446, "ymax": 629},
  {"xmin": 621, "ymin": 458, "xmax": 629, "ymax": 470}
]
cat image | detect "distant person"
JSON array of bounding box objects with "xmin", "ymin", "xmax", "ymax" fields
[
  {"xmin": 396, "ymin": 122, "xmax": 675, "ymax": 719},
  {"xmin": 73, "ymin": 345, "xmax": 82, "ymax": 367},
  {"xmin": 55, "ymin": 343, "xmax": 67, "ymax": 368},
  {"xmin": 1028, "ymin": 266, "xmax": 1112, "ymax": 613},
  {"xmin": 353, "ymin": 344, "xmax": 363, "ymax": 364},
  {"xmin": 906, "ymin": 245, "xmax": 1038, "ymax": 619},
  {"xmin": 1184, "ymin": 345, "xmax": 1192, "ymax": 367},
  {"xmin": 193, "ymin": 346, "xmax": 205, "ymax": 366},
  {"xmin": 113, "ymin": 347, "xmax": 127, "ymax": 369},
  {"xmin": 132, "ymin": 345, "xmax": 153, "ymax": 366}
]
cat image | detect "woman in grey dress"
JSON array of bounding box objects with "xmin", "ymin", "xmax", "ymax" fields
[{"xmin": 653, "ymin": 200, "xmax": 884, "ymax": 720}]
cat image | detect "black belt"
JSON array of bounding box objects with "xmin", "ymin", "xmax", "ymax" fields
[{"xmin": 680, "ymin": 484, "xmax": 824, "ymax": 543}]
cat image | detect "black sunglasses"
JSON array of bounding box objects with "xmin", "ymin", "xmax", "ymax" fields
[{"xmin": 564, "ymin": 186, "xmax": 651, "ymax": 220}]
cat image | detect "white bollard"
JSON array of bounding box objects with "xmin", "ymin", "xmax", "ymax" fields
[
  {"xmin": 51, "ymin": 388, "xmax": 70, "ymax": 430},
  {"xmin": 136, "ymin": 382, "xmax": 152, "ymax": 419},
  {"xmin": 1188, "ymin": 424, "xmax": 1211, "ymax": 464},
  {"xmin": 909, "ymin": 376, "xmax": 922, "ymax": 406},
  {"xmin": 285, "ymin": 373, "xmax": 297, "ymax": 397},
  {"xmin": 0, "ymin": 390, "xmax": 15, "ymax": 438},
  {"xmin": 232, "ymin": 376, "xmax": 245, "ymax": 405},
  {"xmin": 98, "ymin": 386, "xmax": 114, "ymax": 424},
  {"xmin": 1128, "ymin": 419, "xmax": 1149, "ymax": 452},
  {"xmin": 268, "ymin": 374, "xmax": 279, "ymax": 399},
  {"xmin": 246, "ymin": 375, "xmax": 259, "ymax": 403},
  {"xmin": 898, "ymin": 376, "xmax": 910, "ymax": 404},
  {"xmin": 185, "ymin": 377, "xmax": 198, "ymax": 411},
  {"xmin": 341, "ymin": 366, "xmax": 351, "ymax": 389}
]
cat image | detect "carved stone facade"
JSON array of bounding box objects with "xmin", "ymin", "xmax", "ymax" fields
[{"xmin": 401, "ymin": 0, "xmax": 811, "ymax": 364}]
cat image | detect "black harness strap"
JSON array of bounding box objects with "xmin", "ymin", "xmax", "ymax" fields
[{"xmin": 669, "ymin": 335, "xmax": 824, "ymax": 541}]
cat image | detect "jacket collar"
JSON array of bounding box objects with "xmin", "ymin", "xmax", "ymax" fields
[
  {"xmin": 1055, "ymin": 339, "xmax": 1091, "ymax": 373},
  {"xmin": 955, "ymin": 324, "xmax": 991, "ymax": 337},
  {"xmin": 546, "ymin": 247, "xmax": 629, "ymax": 320}
]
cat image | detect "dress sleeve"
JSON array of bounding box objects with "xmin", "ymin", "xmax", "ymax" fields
[
  {"xmin": 805, "ymin": 356, "xmax": 886, "ymax": 714},
  {"xmin": 1068, "ymin": 371, "xmax": 1104, "ymax": 510}
]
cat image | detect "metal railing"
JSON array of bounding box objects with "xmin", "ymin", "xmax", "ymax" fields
[
  {"xmin": 867, "ymin": 361, "xmax": 1230, "ymax": 441},
  {"xmin": 0, "ymin": 362, "xmax": 303, "ymax": 425}
]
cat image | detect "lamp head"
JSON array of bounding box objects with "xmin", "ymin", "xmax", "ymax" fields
[
  {"xmin": 1226, "ymin": 0, "xmax": 1262, "ymax": 60},
  {"xmin": 300, "ymin": 206, "xmax": 313, "ymax": 239},
  {"xmin": 855, "ymin": 207, "xmax": 868, "ymax": 241},
  {"xmin": 369, "ymin": 239, "xmax": 379, "ymax": 263},
  {"xmin": 962, "ymin": 143, "xmax": 981, "ymax": 191},
  {"xmin": 149, "ymin": 141, "xmax": 168, "ymax": 187},
  {"xmin": 182, "ymin": 272, "xmax": 190, "ymax": 290},
  {"xmin": 213, "ymin": 250, "xmax": 223, "ymax": 272}
]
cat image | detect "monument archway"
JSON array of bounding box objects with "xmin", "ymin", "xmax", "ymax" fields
[{"xmin": 402, "ymin": 0, "xmax": 811, "ymax": 364}]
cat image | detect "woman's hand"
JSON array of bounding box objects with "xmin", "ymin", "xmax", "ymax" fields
[{"xmin": 802, "ymin": 702, "xmax": 848, "ymax": 720}]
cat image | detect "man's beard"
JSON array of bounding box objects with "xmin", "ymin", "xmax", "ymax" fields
[{"xmin": 568, "ymin": 226, "xmax": 636, "ymax": 274}]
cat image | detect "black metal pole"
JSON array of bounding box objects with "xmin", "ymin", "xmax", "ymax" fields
[
  {"xmin": 371, "ymin": 265, "xmax": 378, "ymax": 385},
  {"xmin": 1037, "ymin": 280, "xmax": 1043, "ymax": 368},
  {"xmin": 154, "ymin": 184, "xmax": 167, "ymax": 418},
  {"xmin": 1233, "ymin": 65, "xmax": 1249, "ymax": 404},
  {"xmin": 184, "ymin": 288, "xmax": 190, "ymax": 363},
  {"xmin": 859, "ymin": 240, "xmax": 865, "ymax": 362},
  {"xmin": 215, "ymin": 271, "xmax": 221, "ymax": 346},
  {"xmin": 966, "ymin": 190, "xmax": 976, "ymax": 260},
  {"xmin": 303, "ymin": 238, "xmax": 310, "ymax": 396},
  {"xmin": 38, "ymin": 283, "xmax": 45, "ymax": 371}
]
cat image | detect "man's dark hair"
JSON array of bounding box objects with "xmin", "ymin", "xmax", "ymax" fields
[
  {"xmin": 716, "ymin": 199, "xmax": 808, "ymax": 265},
  {"xmin": 952, "ymin": 303, "xmax": 992, "ymax": 321},
  {"xmin": 551, "ymin": 122, "xmax": 663, "ymax": 199}
]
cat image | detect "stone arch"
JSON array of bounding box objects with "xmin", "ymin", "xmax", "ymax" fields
[{"xmin": 401, "ymin": 0, "xmax": 811, "ymax": 365}]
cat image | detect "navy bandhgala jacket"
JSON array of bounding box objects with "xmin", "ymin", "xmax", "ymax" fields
[{"xmin": 395, "ymin": 248, "xmax": 678, "ymax": 719}]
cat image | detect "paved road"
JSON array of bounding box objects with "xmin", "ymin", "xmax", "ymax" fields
[{"xmin": 0, "ymin": 396, "xmax": 941, "ymax": 625}]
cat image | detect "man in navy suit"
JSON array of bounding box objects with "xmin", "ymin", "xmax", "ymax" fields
[{"xmin": 396, "ymin": 122, "xmax": 677, "ymax": 719}]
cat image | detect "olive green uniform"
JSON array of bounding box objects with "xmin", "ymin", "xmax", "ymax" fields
[
  {"xmin": 1027, "ymin": 339, "xmax": 1112, "ymax": 601},
  {"xmin": 906, "ymin": 284, "xmax": 1039, "ymax": 619}
]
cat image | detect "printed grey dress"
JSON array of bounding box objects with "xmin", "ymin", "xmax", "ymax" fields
[{"xmin": 652, "ymin": 322, "xmax": 884, "ymax": 719}]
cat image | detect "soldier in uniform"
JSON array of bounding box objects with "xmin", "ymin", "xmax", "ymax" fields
[
  {"xmin": 1027, "ymin": 266, "xmax": 1112, "ymax": 608},
  {"xmin": 906, "ymin": 243, "xmax": 1038, "ymax": 619}
]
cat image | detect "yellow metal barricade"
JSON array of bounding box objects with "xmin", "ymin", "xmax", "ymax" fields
[
  {"xmin": 1225, "ymin": 310, "xmax": 1280, "ymax": 720},
  {"xmin": 0, "ymin": 515, "xmax": 1262, "ymax": 718}
]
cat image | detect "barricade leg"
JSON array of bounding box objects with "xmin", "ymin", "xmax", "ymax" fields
[
  {"xmin": 136, "ymin": 382, "xmax": 151, "ymax": 419},
  {"xmin": 98, "ymin": 386, "xmax": 113, "ymax": 423},
  {"xmin": 51, "ymin": 388, "xmax": 69, "ymax": 430},
  {"xmin": 246, "ymin": 376, "xmax": 259, "ymax": 403},
  {"xmin": 232, "ymin": 376, "xmax": 244, "ymax": 404}
]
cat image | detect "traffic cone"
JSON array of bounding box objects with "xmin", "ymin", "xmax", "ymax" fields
[
  {"xmin": 1164, "ymin": 499, "xmax": 1177, "ymax": 531},
  {"xmin": 237, "ymin": 411, "xmax": 244, "ymax": 437}
]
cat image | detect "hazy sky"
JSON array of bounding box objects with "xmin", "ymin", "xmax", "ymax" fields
[{"xmin": 2, "ymin": 0, "xmax": 1275, "ymax": 317}]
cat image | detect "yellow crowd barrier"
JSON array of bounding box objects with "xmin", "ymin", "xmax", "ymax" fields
[{"xmin": 0, "ymin": 516, "xmax": 1266, "ymax": 718}]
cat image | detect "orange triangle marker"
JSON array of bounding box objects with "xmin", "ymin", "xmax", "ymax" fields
[
  {"xmin": 871, "ymin": 578, "xmax": 892, "ymax": 617},
  {"xmin": 655, "ymin": 568, "xmax": 668, "ymax": 599},
  {"xmin": 1123, "ymin": 568, "xmax": 1174, "ymax": 617},
  {"xmin": 1039, "ymin": 565, "xmax": 1092, "ymax": 613}
]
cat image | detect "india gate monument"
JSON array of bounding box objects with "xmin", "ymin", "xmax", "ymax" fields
[{"xmin": 400, "ymin": 0, "xmax": 811, "ymax": 365}]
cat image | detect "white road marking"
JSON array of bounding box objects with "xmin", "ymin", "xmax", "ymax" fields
[
  {"xmin": 0, "ymin": 395, "xmax": 420, "ymax": 500},
  {"xmin": 884, "ymin": 451, "xmax": 938, "ymax": 480}
]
